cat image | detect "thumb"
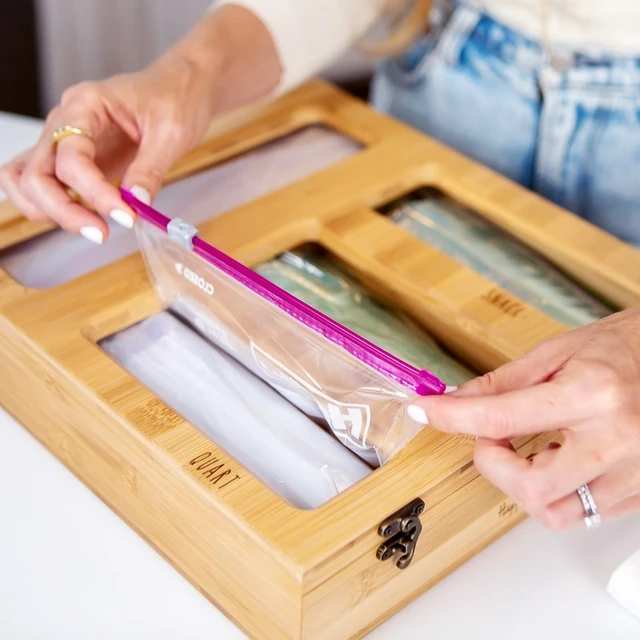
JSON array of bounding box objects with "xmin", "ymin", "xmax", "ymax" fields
[{"xmin": 122, "ymin": 123, "xmax": 187, "ymax": 204}]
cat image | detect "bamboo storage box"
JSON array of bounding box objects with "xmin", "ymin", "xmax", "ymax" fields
[{"xmin": 2, "ymin": 81, "xmax": 640, "ymax": 640}]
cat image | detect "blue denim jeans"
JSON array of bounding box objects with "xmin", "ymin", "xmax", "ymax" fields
[{"xmin": 370, "ymin": 4, "xmax": 640, "ymax": 247}]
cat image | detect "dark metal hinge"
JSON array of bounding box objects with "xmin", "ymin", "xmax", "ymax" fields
[{"xmin": 376, "ymin": 498, "xmax": 425, "ymax": 570}]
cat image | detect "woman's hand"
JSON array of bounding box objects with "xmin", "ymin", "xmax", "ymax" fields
[
  {"xmin": 0, "ymin": 5, "xmax": 281, "ymax": 244},
  {"xmin": 409, "ymin": 307, "xmax": 640, "ymax": 530},
  {"xmin": 0, "ymin": 60, "xmax": 217, "ymax": 244}
]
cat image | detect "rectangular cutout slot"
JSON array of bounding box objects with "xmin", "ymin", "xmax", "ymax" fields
[
  {"xmin": 100, "ymin": 310, "xmax": 372, "ymax": 511},
  {"xmin": 99, "ymin": 242, "xmax": 474, "ymax": 510},
  {"xmin": 0, "ymin": 125, "xmax": 361, "ymax": 289},
  {"xmin": 379, "ymin": 187, "xmax": 617, "ymax": 329}
]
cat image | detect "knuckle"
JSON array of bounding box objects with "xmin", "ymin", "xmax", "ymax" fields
[
  {"xmin": 44, "ymin": 106, "xmax": 61, "ymax": 129},
  {"xmin": 89, "ymin": 187, "xmax": 115, "ymax": 216},
  {"xmin": 154, "ymin": 108, "xmax": 192, "ymax": 146},
  {"xmin": 476, "ymin": 369, "xmax": 501, "ymax": 393},
  {"xmin": 483, "ymin": 408, "xmax": 514, "ymax": 440},
  {"xmin": 516, "ymin": 474, "xmax": 553, "ymax": 511},
  {"xmin": 55, "ymin": 157, "xmax": 77, "ymax": 186},
  {"xmin": 165, "ymin": 118, "xmax": 187, "ymax": 142},
  {"xmin": 161, "ymin": 126, "xmax": 189, "ymax": 154},
  {"xmin": 587, "ymin": 447, "xmax": 609, "ymax": 468},
  {"xmin": 526, "ymin": 336, "xmax": 566, "ymax": 365},
  {"xmin": 19, "ymin": 168, "xmax": 40, "ymax": 198},
  {"xmin": 538, "ymin": 507, "xmax": 571, "ymax": 531},
  {"xmin": 535, "ymin": 334, "xmax": 568, "ymax": 354},
  {"xmin": 61, "ymin": 81, "xmax": 101, "ymax": 107},
  {"xmin": 131, "ymin": 163, "xmax": 164, "ymax": 189},
  {"xmin": 580, "ymin": 361, "xmax": 624, "ymax": 411},
  {"xmin": 472, "ymin": 445, "xmax": 499, "ymax": 479},
  {"xmin": 145, "ymin": 164, "xmax": 165, "ymax": 183},
  {"xmin": 23, "ymin": 205, "xmax": 48, "ymax": 222},
  {"xmin": 422, "ymin": 402, "xmax": 449, "ymax": 432},
  {"xmin": 527, "ymin": 340, "xmax": 554, "ymax": 360},
  {"xmin": 60, "ymin": 86, "xmax": 78, "ymax": 107}
]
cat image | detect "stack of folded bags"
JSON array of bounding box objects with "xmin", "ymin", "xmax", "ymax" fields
[
  {"xmin": 255, "ymin": 249, "xmax": 475, "ymax": 386},
  {"xmin": 386, "ymin": 188, "xmax": 612, "ymax": 328}
]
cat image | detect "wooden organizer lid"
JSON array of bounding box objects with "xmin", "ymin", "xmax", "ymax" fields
[{"xmin": 3, "ymin": 80, "xmax": 640, "ymax": 640}]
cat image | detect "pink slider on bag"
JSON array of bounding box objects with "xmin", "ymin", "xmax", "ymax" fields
[{"xmin": 122, "ymin": 187, "xmax": 445, "ymax": 466}]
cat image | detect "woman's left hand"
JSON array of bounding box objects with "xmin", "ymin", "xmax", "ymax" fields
[{"xmin": 409, "ymin": 306, "xmax": 640, "ymax": 530}]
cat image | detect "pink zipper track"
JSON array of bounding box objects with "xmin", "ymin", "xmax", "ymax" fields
[{"xmin": 122, "ymin": 188, "xmax": 446, "ymax": 396}]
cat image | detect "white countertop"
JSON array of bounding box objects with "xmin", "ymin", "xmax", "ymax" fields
[{"xmin": 2, "ymin": 110, "xmax": 640, "ymax": 640}]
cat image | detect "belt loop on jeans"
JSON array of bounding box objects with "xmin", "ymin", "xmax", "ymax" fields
[{"xmin": 434, "ymin": 5, "xmax": 483, "ymax": 67}]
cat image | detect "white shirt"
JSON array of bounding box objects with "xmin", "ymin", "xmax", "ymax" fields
[{"xmin": 213, "ymin": 0, "xmax": 640, "ymax": 92}]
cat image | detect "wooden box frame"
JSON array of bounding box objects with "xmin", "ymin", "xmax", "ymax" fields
[{"xmin": 1, "ymin": 81, "xmax": 640, "ymax": 640}]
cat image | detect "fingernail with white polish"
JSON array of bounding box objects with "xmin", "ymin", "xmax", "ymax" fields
[
  {"xmin": 110, "ymin": 208, "xmax": 134, "ymax": 229},
  {"xmin": 131, "ymin": 185, "xmax": 151, "ymax": 205},
  {"xmin": 408, "ymin": 404, "xmax": 428, "ymax": 424},
  {"xmin": 80, "ymin": 226, "xmax": 104, "ymax": 245},
  {"xmin": 445, "ymin": 385, "xmax": 458, "ymax": 394}
]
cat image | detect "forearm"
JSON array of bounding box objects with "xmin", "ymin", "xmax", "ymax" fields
[
  {"xmin": 219, "ymin": 0, "xmax": 387, "ymax": 92},
  {"xmin": 153, "ymin": 4, "xmax": 283, "ymax": 117},
  {"xmin": 148, "ymin": 0, "xmax": 387, "ymax": 120}
]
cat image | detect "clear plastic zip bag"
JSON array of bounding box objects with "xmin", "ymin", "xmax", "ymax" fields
[
  {"xmin": 126, "ymin": 190, "xmax": 445, "ymax": 466},
  {"xmin": 387, "ymin": 189, "xmax": 613, "ymax": 328},
  {"xmin": 101, "ymin": 311, "xmax": 371, "ymax": 509}
]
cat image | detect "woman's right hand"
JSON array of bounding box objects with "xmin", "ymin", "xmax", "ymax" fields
[{"xmin": 0, "ymin": 5, "xmax": 282, "ymax": 244}]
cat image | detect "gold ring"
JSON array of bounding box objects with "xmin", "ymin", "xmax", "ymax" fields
[{"xmin": 51, "ymin": 125, "xmax": 94, "ymax": 147}]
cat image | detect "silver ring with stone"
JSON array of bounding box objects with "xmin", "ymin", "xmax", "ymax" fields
[{"xmin": 577, "ymin": 484, "xmax": 601, "ymax": 530}]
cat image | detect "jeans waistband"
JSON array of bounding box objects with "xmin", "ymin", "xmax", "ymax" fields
[
  {"xmin": 544, "ymin": 53, "xmax": 640, "ymax": 90},
  {"xmin": 422, "ymin": 4, "xmax": 640, "ymax": 89}
]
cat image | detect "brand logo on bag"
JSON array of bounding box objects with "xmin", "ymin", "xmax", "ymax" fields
[
  {"xmin": 174, "ymin": 263, "xmax": 214, "ymax": 296},
  {"xmin": 325, "ymin": 403, "xmax": 371, "ymax": 446}
]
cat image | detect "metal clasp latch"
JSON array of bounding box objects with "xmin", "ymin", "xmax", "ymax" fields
[
  {"xmin": 167, "ymin": 217, "xmax": 198, "ymax": 250},
  {"xmin": 376, "ymin": 498, "xmax": 425, "ymax": 570}
]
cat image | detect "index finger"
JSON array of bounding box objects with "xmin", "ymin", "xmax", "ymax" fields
[
  {"xmin": 54, "ymin": 124, "xmax": 135, "ymax": 229},
  {"xmin": 411, "ymin": 378, "xmax": 582, "ymax": 439},
  {"xmin": 17, "ymin": 115, "xmax": 109, "ymax": 238}
]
